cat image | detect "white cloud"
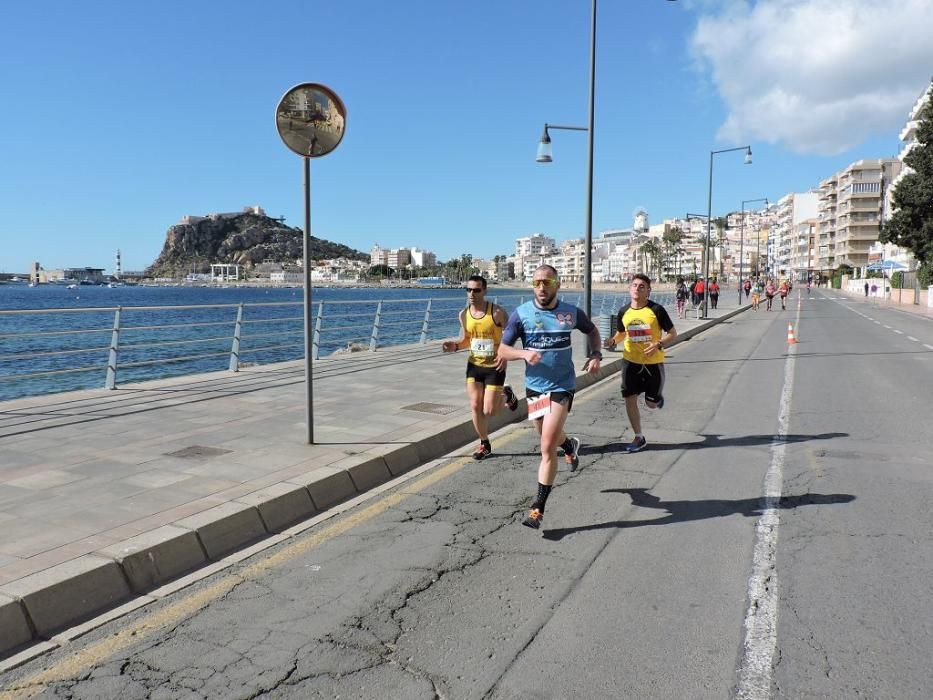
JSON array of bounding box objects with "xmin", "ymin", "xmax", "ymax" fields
[{"xmin": 691, "ymin": 0, "xmax": 933, "ymax": 155}]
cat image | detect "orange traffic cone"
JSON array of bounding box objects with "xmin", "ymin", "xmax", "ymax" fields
[{"xmin": 786, "ymin": 323, "xmax": 798, "ymax": 344}]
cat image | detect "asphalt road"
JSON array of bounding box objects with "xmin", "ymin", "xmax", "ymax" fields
[{"xmin": 2, "ymin": 291, "xmax": 931, "ymax": 699}]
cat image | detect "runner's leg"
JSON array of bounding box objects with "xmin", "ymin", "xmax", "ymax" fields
[{"xmin": 468, "ymin": 381, "xmax": 488, "ymax": 440}]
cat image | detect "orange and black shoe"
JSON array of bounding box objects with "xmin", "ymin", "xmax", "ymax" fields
[
  {"xmin": 522, "ymin": 507, "xmax": 543, "ymax": 529},
  {"xmin": 472, "ymin": 441, "xmax": 493, "ymax": 460},
  {"xmin": 503, "ymin": 385, "xmax": 519, "ymax": 412}
]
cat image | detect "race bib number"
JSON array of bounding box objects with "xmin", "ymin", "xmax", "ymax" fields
[
  {"xmin": 470, "ymin": 338, "xmax": 495, "ymax": 358},
  {"xmin": 527, "ymin": 393, "xmax": 551, "ymax": 420},
  {"xmin": 627, "ymin": 321, "xmax": 653, "ymax": 344}
]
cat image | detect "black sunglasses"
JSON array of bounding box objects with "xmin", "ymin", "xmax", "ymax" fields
[{"xmin": 466, "ymin": 287, "xmax": 484, "ymax": 293}]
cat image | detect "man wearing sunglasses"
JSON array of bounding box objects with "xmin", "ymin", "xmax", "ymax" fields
[
  {"xmin": 442, "ymin": 275, "xmax": 518, "ymax": 460},
  {"xmin": 498, "ymin": 265, "xmax": 602, "ymax": 529}
]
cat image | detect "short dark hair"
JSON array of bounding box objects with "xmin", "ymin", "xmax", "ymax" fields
[
  {"xmin": 631, "ymin": 273, "xmax": 651, "ymax": 287},
  {"xmin": 534, "ymin": 264, "xmax": 559, "ymax": 281},
  {"xmin": 467, "ymin": 275, "xmax": 487, "ymax": 289}
]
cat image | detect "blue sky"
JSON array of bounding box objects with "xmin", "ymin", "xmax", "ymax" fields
[{"xmin": 2, "ymin": 0, "xmax": 932, "ymax": 274}]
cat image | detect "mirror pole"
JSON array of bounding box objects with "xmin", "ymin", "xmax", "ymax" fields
[{"xmin": 303, "ymin": 156, "xmax": 314, "ymax": 444}]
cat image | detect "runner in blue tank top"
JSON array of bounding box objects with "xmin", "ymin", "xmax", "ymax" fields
[{"xmin": 499, "ymin": 265, "xmax": 602, "ymax": 530}]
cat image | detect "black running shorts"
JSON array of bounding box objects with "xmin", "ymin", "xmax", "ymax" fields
[
  {"xmin": 525, "ymin": 388, "xmax": 574, "ymax": 412},
  {"xmin": 620, "ymin": 360, "xmax": 665, "ymax": 403},
  {"xmin": 466, "ymin": 363, "xmax": 505, "ymax": 389}
]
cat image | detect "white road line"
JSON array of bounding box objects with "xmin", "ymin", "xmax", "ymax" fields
[
  {"xmin": 736, "ymin": 309, "xmax": 798, "ymax": 699},
  {"xmin": 874, "ymin": 321, "xmax": 881, "ymax": 325},
  {"xmin": 907, "ymin": 336, "xmax": 918, "ymax": 342},
  {"xmin": 925, "ymin": 344, "xmax": 933, "ymax": 351},
  {"xmin": 894, "ymin": 329, "xmax": 904, "ymax": 334},
  {"xmin": 883, "ymin": 325, "xmax": 892, "ymax": 329}
]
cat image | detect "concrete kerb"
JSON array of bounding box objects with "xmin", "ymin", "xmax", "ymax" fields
[{"xmin": 0, "ymin": 306, "xmax": 747, "ymax": 660}]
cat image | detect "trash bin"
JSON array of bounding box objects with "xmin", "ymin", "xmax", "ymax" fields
[{"xmin": 596, "ymin": 314, "xmax": 615, "ymax": 344}]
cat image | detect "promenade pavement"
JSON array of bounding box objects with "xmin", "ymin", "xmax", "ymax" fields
[{"xmin": 0, "ymin": 293, "xmax": 746, "ymax": 660}]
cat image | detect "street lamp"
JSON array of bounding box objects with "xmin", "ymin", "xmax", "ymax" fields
[
  {"xmin": 536, "ymin": 0, "xmax": 678, "ymax": 319},
  {"xmin": 704, "ymin": 145, "xmax": 752, "ymax": 317},
  {"xmin": 684, "ymin": 213, "xmax": 708, "ymax": 286},
  {"xmin": 739, "ymin": 197, "xmax": 769, "ymax": 304}
]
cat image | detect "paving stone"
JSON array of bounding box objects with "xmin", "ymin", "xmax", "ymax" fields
[
  {"xmin": 0, "ymin": 592, "xmax": 33, "ymax": 656},
  {"xmin": 174, "ymin": 502, "xmax": 267, "ymax": 560},
  {"xmin": 288, "ymin": 467, "xmax": 357, "ymax": 511},
  {"xmin": 234, "ymin": 482, "xmax": 317, "ymax": 533},
  {"xmin": 0, "ymin": 555, "xmax": 131, "ymax": 638},
  {"xmin": 97, "ymin": 525, "xmax": 208, "ymax": 593}
]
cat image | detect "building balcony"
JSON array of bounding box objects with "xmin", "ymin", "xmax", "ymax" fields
[{"xmin": 899, "ymin": 120, "xmax": 920, "ymax": 143}]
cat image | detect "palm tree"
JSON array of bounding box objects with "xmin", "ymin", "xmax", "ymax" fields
[{"xmin": 639, "ymin": 240, "xmax": 662, "ymax": 279}]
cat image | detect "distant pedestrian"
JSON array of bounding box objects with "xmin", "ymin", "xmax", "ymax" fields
[
  {"xmin": 743, "ymin": 278, "xmax": 752, "ymax": 299},
  {"xmin": 864, "ymin": 281, "xmax": 869, "ymax": 297},
  {"xmin": 779, "ymin": 280, "xmax": 789, "ymax": 310},
  {"xmin": 694, "ymin": 277, "xmax": 706, "ymax": 309},
  {"xmin": 604, "ymin": 273, "xmax": 677, "ymax": 453},
  {"xmin": 708, "ymin": 278, "xmax": 720, "ymax": 309},
  {"xmin": 765, "ymin": 280, "xmax": 776, "ymax": 311},
  {"xmin": 442, "ymin": 275, "xmax": 518, "ymax": 460},
  {"xmin": 751, "ymin": 279, "xmax": 763, "ymax": 311},
  {"xmin": 675, "ymin": 277, "xmax": 689, "ymax": 319},
  {"xmin": 498, "ymin": 265, "xmax": 602, "ymax": 530}
]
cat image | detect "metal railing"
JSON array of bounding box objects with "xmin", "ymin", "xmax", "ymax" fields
[{"xmin": 0, "ymin": 291, "xmax": 668, "ymax": 401}]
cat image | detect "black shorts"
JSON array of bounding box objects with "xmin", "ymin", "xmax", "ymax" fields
[
  {"xmin": 620, "ymin": 360, "xmax": 665, "ymax": 403},
  {"xmin": 466, "ymin": 363, "xmax": 505, "ymax": 389},
  {"xmin": 526, "ymin": 388, "xmax": 574, "ymax": 412}
]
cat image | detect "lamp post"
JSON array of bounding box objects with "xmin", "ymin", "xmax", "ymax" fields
[
  {"xmin": 685, "ymin": 213, "xmax": 708, "ymax": 281},
  {"xmin": 703, "ymin": 145, "xmax": 752, "ymax": 317},
  {"xmin": 739, "ymin": 197, "xmax": 768, "ymax": 304},
  {"xmin": 536, "ymin": 0, "xmax": 678, "ymax": 318}
]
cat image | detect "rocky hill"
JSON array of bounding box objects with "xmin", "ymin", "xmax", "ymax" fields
[{"xmin": 146, "ymin": 211, "xmax": 367, "ymax": 278}]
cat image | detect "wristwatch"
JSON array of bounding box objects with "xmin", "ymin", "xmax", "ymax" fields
[{"xmin": 588, "ymin": 351, "xmax": 603, "ymax": 360}]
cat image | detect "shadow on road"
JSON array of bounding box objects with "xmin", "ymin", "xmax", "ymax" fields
[
  {"xmin": 542, "ymin": 487, "xmax": 855, "ymax": 541},
  {"xmin": 582, "ymin": 431, "xmax": 848, "ymax": 455}
]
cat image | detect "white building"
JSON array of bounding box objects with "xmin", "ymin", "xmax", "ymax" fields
[
  {"xmin": 409, "ymin": 247, "xmax": 437, "ymax": 268},
  {"xmin": 770, "ymin": 192, "xmax": 818, "ymax": 278},
  {"xmin": 882, "ymin": 78, "xmax": 932, "ymax": 270}
]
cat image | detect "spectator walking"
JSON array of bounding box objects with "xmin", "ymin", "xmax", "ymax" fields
[{"xmin": 709, "ymin": 278, "xmax": 720, "ymax": 309}]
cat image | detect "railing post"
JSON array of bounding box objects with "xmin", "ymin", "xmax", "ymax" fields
[
  {"xmin": 229, "ymin": 303, "xmax": 244, "ymax": 372},
  {"xmin": 419, "ymin": 299, "xmax": 432, "ymax": 344},
  {"xmin": 312, "ymin": 301, "xmax": 324, "ymax": 360},
  {"xmin": 105, "ymin": 307, "xmax": 122, "ymax": 390},
  {"xmin": 369, "ymin": 300, "xmax": 383, "ymax": 352}
]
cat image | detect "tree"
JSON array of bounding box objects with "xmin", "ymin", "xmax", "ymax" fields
[
  {"xmin": 881, "ymin": 98, "xmax": 933, "ymax": 275},
  {"xmin": 368, "ymin": 264, "xmax": 393, "ymax": 278},
  {"xmin": 662, "ymin": 227, "xmax": 684, "ymax": 280},
  {"xmin": 714, "ymin": 217, "xmax": 728, "ymax": 277},
  {"xmin": 639, "ymin": 240, "xmax": 662, "ymax": 279}
]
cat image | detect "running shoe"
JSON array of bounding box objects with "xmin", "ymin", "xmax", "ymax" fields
[
  {"xmin": 563, "ymin": 436, "xmax": 581, "ymax": 471},
  {"xmin": 522, "ymin": 507, "xmax": 543, "ymax": 529},
  {"xmin": 626, "ymin": 435, "xmax": 648, "ymax": 453},
  {"xmin": 472, "ymin": 442, "xmax": 492, "ymax": 460},
  {"xmin": 503, "ymin": 385, "xmax": 519, "ymax": 411},
  {"xmin": 647, "ymin": 396, "xmax": 664, "ymax": 410}
]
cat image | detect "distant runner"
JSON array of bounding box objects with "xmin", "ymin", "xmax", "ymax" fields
[
  {"xmin": 604, "ymin": 273, "xmax": 678, "ymax": 453},
  {"xmin": 498, "ymin": 265, "xmax": 602, "ymax": 530},
  {"xmin": 442, "ymin": 275, "xmax": 518, "ymax": 460}
]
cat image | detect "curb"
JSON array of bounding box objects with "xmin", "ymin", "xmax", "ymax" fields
[{"xmin": 0, "ymin": 305, "xmax": 747, "ymax": 661}]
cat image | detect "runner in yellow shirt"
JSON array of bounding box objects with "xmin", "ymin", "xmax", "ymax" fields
[
  {"xmin": 442, "ymin": 275, "xmax": 518, "ymax": 459},
  {"xmin": 605, "ymin": 274, "xmax": 678, "ymax": 452}
]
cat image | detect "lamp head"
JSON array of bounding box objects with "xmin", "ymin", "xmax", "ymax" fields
[
  {"xmin": 536, "ymin": 125, "xmax": 552, "ymax": 163},
  {"xmin": 744, "ymin": 147, "xmax": 753, "ymax": 165}
]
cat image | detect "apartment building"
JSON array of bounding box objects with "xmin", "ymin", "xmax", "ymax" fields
[
  {"xmin": 515, "ymin": 233, "xmax": 557, "ymax": 258},
  {"xmin": 769, "ymin": 192, "xmax": 818, "ymax": 278},
  {"xmin": 882, "ymin": 78, "xmax": 932, "ymax": 269},
  {"xmin": 830, "ymin": 159, "xmax": 902, "ymax": 270}
]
